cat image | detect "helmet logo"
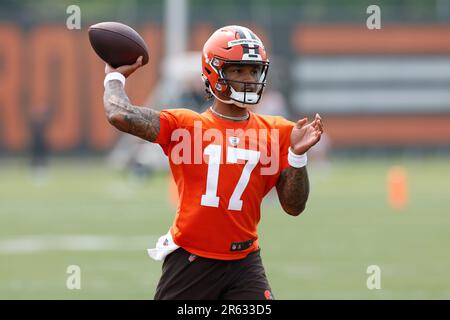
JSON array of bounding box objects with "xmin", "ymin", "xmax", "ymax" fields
[{"xmin": 215, "ymin": 83, "xmax": 223, "ymax": 91}]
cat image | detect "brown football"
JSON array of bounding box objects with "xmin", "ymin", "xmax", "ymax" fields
[{"xmin": 88, "ymin": 21, "xmax": 149, "ymax": 68}]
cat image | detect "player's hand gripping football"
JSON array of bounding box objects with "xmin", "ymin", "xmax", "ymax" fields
[
  {"xmin": 290, "ymin": 113, "xmax": 324, "ymax": 155},
  {"xmin": 104, "ymin": 56, "xmax": 143, "ymax": 78}
]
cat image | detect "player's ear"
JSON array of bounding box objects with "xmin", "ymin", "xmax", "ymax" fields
[{"xmin": 203, "ymin": 79, "xmax": 213, "ymax": 100}]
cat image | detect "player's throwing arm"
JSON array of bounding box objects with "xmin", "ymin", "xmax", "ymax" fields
[{"xmin": 88, "ymin": 22, "xmax": 160, "ymax": 142}]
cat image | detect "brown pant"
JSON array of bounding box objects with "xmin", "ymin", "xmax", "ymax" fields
[{"xmin": 154, "ymin": 247, "xmax": 274, "ymax": 300}]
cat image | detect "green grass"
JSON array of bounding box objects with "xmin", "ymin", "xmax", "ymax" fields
[{"xmin": 1, "ymin": 156, "xmax": 449, "ymax": 299}]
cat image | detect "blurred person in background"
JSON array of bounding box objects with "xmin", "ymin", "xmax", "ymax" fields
[
  {"xmin": 253, "ymin": 88, "xmax": 290, "ymax": 118},
  {"xmin": 178, "ymin": 73, "xmax": 209, "ymax": 113},
  {"xmin": 102, "ymin": 25, "xmax": 323, "ymax": 300},
  {"xmin": 28, "ymin": 106, "xmax": 52, "ymax": 185}
]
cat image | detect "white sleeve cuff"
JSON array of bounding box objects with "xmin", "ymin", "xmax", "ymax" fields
[
  {"xmin": 288, "ymin": 147, "xmax": 307, "ymax": 168},
  {"xmin": 104, "ymin": 72, "xmax": 126, "ymax": 88}
]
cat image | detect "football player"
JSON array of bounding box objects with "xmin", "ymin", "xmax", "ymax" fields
[{"xmin": 103, "ymin": 25, "xmax": 323, "ymax": 299}]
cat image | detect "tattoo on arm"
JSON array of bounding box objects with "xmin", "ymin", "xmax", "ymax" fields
[
  {"xmin": 103, "ymin": 80, "xmax": 160, "ymax": 142},
  {"xmin": 276, "ymin": 166, "xmax": 310, "ymax": 216}
]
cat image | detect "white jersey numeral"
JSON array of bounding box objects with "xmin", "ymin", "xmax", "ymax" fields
[
  {"xmin": 201, "ymin": 145, "xmax": 260, "ymax": 211},
  {"xmin": 200, "ymin": 144, "xmax": 221, "ymax": 208}
]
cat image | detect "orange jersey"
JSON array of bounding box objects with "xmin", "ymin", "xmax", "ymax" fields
[{"xmin": 155, "ymin": 108, "xmax": 294, "ymax": 260}]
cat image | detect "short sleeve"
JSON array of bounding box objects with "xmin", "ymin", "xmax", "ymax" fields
[
  {"xmin": 154, "ymin": 110, "xmax": 179, "ymax": 152},
  {"xmin": 154, "ymin": 108, "xmax": 199, "ymax": 155}
]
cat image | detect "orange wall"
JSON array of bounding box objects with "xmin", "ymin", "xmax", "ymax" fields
[
  {"xmin": 292, "ymin": 24, "xmax": 450, "ymax": 147},
  {"xmin": 324, "ymin": 115, "xmax": 450, "ymax": 147},
  {"xmin": 292, "ymin": 24, "xmax": 450, "ymax": 54},
  {"xmin": 0, "ymin": 23, "xmax": 176, "ymax": 152},
  {"xmin": 1, "ymin": 24, "xmax": 450, "ymax": 152}
]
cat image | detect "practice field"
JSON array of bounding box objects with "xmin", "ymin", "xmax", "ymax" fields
[{"xmin": 1, "ymin": 155, "xmax": 449, "ymax": 299}]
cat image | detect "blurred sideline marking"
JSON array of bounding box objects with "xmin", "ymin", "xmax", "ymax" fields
[{"xmin": 0, "ymin": 235, "xmax": 157, "ymax": 254}]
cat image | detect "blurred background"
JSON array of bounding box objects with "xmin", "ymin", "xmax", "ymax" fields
[{"xmin": 1, "ymin": 0, "xmax": 450, "ymax": 299}]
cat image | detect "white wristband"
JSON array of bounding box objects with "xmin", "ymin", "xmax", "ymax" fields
[
  {"xmin": 104, "ymin": 72, "xmax": 126, "ymax": 88},
  {"xmin": 288, "ymin": 147, "xmax": 307, "ymax": 168}
]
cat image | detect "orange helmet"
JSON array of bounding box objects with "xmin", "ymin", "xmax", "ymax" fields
[{"xmin": 202, "ymin": 25, "xmax": 270, "ymax": 107}]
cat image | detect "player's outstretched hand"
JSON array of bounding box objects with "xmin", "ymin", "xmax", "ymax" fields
[
  {"xmin": 104, "ymin": 56, "xmax": 143, "ymax": 78},
  {"xmin": 290, "ymin": 113, "xmax": 324, "ymax": 155}
]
